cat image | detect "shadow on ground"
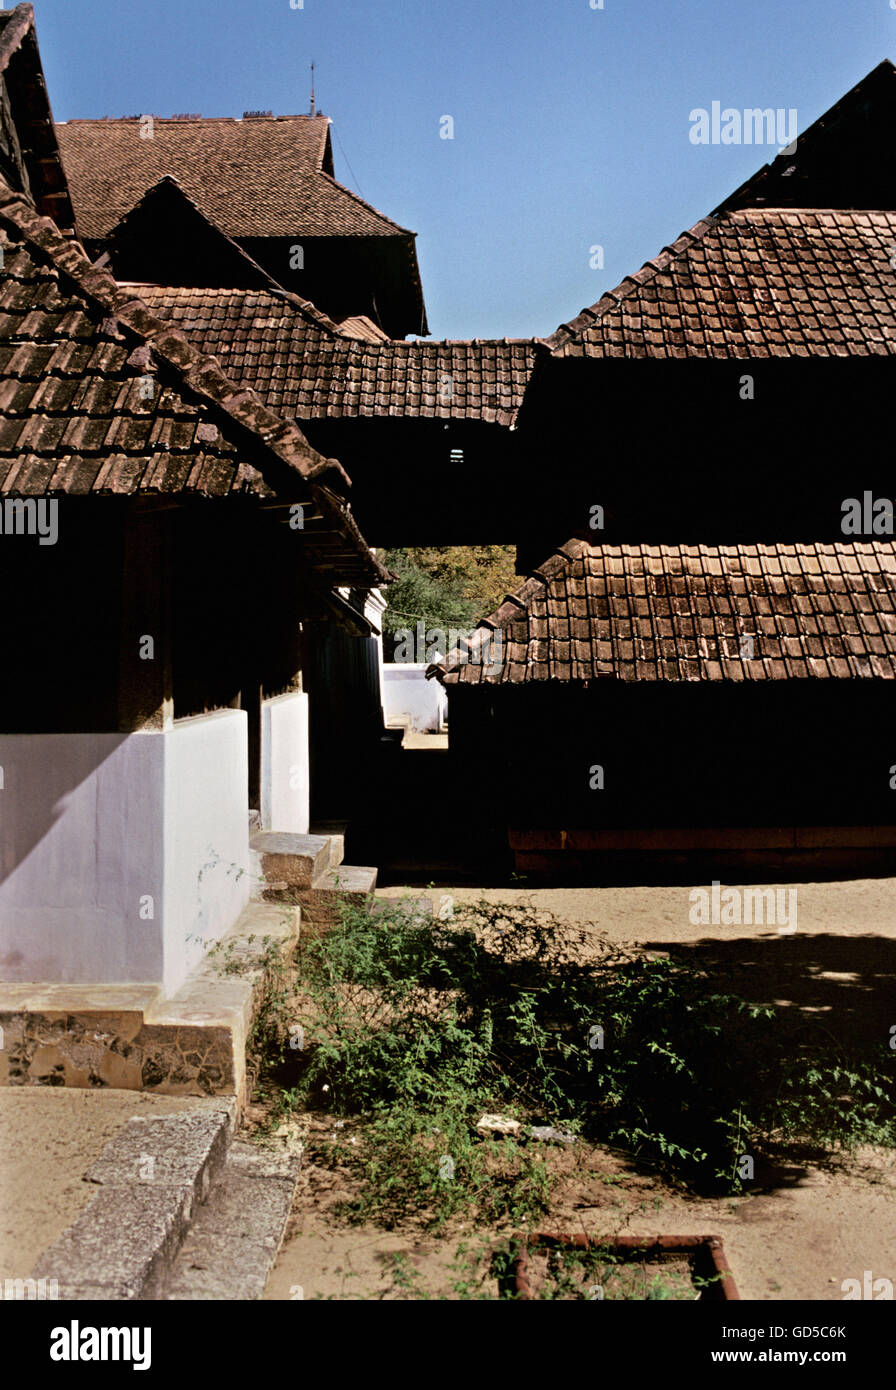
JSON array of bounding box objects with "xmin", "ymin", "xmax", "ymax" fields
[{"xmin": 654, "ymin": 931, "xmax": 896, "ymax": 1051}]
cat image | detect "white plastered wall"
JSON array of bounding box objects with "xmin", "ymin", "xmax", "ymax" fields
[
  {"xmin": 0, "ymin": 709, "xmax": 249, "ymax": 993},
  {"xmin": 382, "ymin": 663, "xmax": 448, "ymax": 733},
  {"xmin": 260, "ymin": 691, "xmax": 309, "ymax": 834}
]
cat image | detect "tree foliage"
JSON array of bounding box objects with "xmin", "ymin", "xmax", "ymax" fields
[{"xmin": 381, "ymin": 546, "xmax": 517, "ymax": 655}]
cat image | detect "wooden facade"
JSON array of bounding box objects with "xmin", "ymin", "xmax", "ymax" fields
[{"xmin": 432, "ymin": 63, "xmax": 896, "ymax": 875}]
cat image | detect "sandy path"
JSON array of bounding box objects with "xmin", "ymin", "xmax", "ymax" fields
[
  {"xmin": 0, "ymin": 1090, "xmax": 233, "ymax": 1282},
  {"xmin": 377, "ymin": 877, "xmax": 896, "ymax": 943}
]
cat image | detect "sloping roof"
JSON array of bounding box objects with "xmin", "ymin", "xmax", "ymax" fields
[
  {"xmin": 548, "ymin": 208, "xmax": 896, "ymax": 359},
  {"xmin": 0, "ymin": 177, "xmax": 388, "ymax": 585},
  {"xmin": 130, "ymin": 285, "xmax": 540, "ymax": 423},
  {"xmin": 0, "ymin": 5, "xmax": 75, "ymax": 232},
  {"xmin": 429, "ymin": 540, "xmax": 896, "ymax": 685},
  {"xmin": 714, "ymin": 59, "xmax": 896, "ymax": 214},
  {"xmin": 55, "ymin": 115, "xmax": 415, "ymax": 241}
]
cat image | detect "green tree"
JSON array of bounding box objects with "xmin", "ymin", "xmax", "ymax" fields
[{"xmin": 382, "ymin": 546, "xmax": 517, "ymax": 659}]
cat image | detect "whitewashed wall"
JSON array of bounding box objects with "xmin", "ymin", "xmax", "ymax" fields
[
  {"xmin": 382, "ymin": 664, "xmax": 448, "ymax": 733},
  {"xmin": 161, "ymin": 709, "xmax": 249, "ymax": 994},
  {"xmin": 0, "ymin": 710, "xmax": 249, "ymax": 992},
  {"xmin": 261, "ymin": 691, "xmax": 309, "ymax": 834}
]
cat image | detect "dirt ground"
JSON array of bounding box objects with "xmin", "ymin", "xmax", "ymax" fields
[
  {"xmin": 262, "ymin": 1118, "xmax": 895, "ymax": 1301},
  {"xmin": 261, "ymin": 878, "xmax": 896, "ymax": 1301}
]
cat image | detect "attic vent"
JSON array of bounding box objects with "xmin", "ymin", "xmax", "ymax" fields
[
  {"xmin": 243, "ymin": 109, "xmax": 273, "ymax": 119},
  {"xmin": 450, "ymin": 448, "xmax": 464, "ymax": 464}
]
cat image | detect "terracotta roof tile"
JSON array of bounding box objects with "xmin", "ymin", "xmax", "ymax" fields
[
  {"xmin": 431, "ymin": 542, "xmax": 896, "ymax": 685},
  {"xmin": 130, "ymin": 286, "xmax": 540, "ymax": 424},
  {"xmin": 549, "ymin": 210, "xmax": 896, "ymax": 359},
  {"xmin": 55, "ymin": 115, "xmax": 412, "ymax": 241},
  {"xmin": 0, "ymin": 178, "xmax": 387, "ymax": 587}
]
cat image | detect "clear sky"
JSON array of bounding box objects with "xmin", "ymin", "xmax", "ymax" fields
[{"xmin": 32, "ymin": 0, "xmax": 894, "ymax": 341}]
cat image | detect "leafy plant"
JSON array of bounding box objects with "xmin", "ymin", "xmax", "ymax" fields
[{"xmin": 243, "ymin": 894, "xmax": 895, "ymax": 1227}]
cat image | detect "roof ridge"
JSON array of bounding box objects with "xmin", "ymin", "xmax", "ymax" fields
[
  {"xmin": 546, "ymin": 217, "xmax": 722, "ymax": 351},
  {"xmin": 733, "ymin": 205, "xmax": 893, "ymax": 217},
  {"xmin": 59, "ymin": 113, "xmax": 330, "ymax": 124},
  {"xmin": 265, "ymin": 286, "xmax": 344, "ymax": 335}
]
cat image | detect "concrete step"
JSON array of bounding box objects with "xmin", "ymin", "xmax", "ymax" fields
[
  {"xmin": 250, "ymin": 831, "xmax": 331, "ymax": 890},
  {"xmin": 32, "ymin": 1106, "xmax": 236, "ymax": 1300},
  {"xmin": 165, "ymin": 1140, "xmax": 300, "ymax": 1300}
]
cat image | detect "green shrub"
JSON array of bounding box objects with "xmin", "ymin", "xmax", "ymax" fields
[{"xmin": 259, "ymin": 896, "xmax": 894, "ymax": 1225}]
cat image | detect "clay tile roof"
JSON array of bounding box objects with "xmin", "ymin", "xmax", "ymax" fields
[
  {"xmin": 429, "ymin": 541, "xmax": 896, "ymax": 684},
  {"xmin": 130, "ymin": 285, "xmax": 542, "ymax": 424},
  {"xmin": 548, "ymin": 209, "xmax": 896, "ymax": 359},
  {"xmin": 0, "ymin": 177, "xmax": 388, "ymax": 586},
  {"xmin": 55, "ymin": 114, "xmax": 414, "ymax": 241}
]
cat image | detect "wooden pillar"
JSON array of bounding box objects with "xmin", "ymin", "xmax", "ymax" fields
[
  {"xmin": 245, "ymin": 680, "xmax": 262, "ymax": 811},
  {"xmin": 117, "ymin": 504, "xmax": 174, "ymax": 732}
]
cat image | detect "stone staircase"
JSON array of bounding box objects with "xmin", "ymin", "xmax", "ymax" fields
[
  {"xmin": 32, "ymin": 1104, "xmax": 301, "ymax": 1300},
  {"xmin": 250, "ymin": 825, "xmax": 378, "ymax": 932},
  {"xmin": 1, "ymin": 821, "xmax": 441, "ymax": 1107}
]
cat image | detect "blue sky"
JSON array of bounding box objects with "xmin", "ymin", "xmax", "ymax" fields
[{"xmin": 34, "ymin": 0, "xmax": 894, "ymax": 340}]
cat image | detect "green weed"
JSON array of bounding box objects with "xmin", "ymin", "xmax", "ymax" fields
[{"xmin": 241, "ymin": 895, "xmax": 894, "ymax": 1226}]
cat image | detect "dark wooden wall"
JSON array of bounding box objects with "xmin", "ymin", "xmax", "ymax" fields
[
  {"xmin": 514, "ymin": 356, "xmax": 896, "ymax": 570},
  {"xmin": 300, "ymin": 417, "xmax": 523, "ymax": 548},
  {"xmin": 446, "ymin": 678, "xmax": 896, "ymax": 834},
  {"xmin": 238, "ymin": 236, "xmax": 424, "ymax": 340},
  {"xmin": 305, "ymin": 620, "xmax": 385, "ymax": 822},
  {"xmin": 0, "ymin": 498, "xmax": 308, "ymax": 737}
]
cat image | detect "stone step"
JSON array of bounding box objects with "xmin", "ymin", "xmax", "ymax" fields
[
  {"xmin": 0, "ymin": 900, "xmax": 299, "ymax": 1103},
  {"xmin": 370, "ymin": 895, "xmax": 433, "ymax": 922},
  {"xmin": 289, "ymin": 864, "xmax": 378, "ymax": 932},
  {"xmin": 165, "ymin": 1140, "xmax": 301, "ymax": 1300},
  {"xmin": 314, "ymin": 864, "xmax": 377, "ymax": 895},
  {"xmin": 32, "ymin": 1106, "xmax": 235, "ymax": 1300},
  {"xmin": 370, "ymin": 893, "xmax": 454, "ymax": 923},
  {"xmin": 147, "ymin": 900, "xmax": 300, "ymax": 1105},
  {"xmin": 250, "ymin": 831, "xmax": 331, "ymax": 890},
  {"xmin": 309, "ymin": 821, "xmax": 347, "ymax": 868}
]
